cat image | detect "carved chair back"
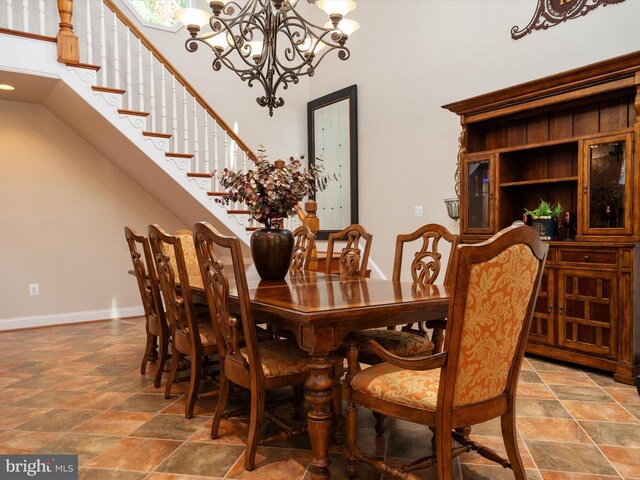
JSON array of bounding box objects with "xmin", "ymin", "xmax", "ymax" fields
[
  {"xmin": 290, "ymin": 225, "xmax": 316, "ymax": 272},
  {"xmin": 193, "ymin": 222, "xmax": 262, "ymax": 379},
  {"xmin": 325, "ymin": 224, "xmax": 373, "ymax": 279},
  {"xmin": 439, "ymin": 225, "xmax": 547, "ymax": 410},
  {"xmin": 148, "ymin": 224, "xmax": 201, "ymax": 350},
  {"xmin": 392, "ymin": 224, "xmax": 460, "ymax": 287},
  {"xmin": 124, "ymin": 226, "xmax": 165, "ymax": 335}
]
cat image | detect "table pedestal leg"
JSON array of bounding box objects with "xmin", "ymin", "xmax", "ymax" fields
[{"xmin": 306, "ymin": 355, "xmax": 333, "ymax": 480}]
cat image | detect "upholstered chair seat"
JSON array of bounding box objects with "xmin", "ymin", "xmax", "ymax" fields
[
  {"xmin": 350, "ymin": 363, "xmax": 441, "ymax": 412},
  {"xmin": 237, "ymin": 340, "xmax": 311, "ymax": 377},
  {"xmin": 352, "ymin": 329, "xmax": 434, "ymax": 357}
]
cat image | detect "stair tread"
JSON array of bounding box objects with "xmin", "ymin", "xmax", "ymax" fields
[
  {"xmin": 187, "ymin": 172, "xmax": 213, "ymax": 178},
  {"xmin": 118, "ymin": 109, "xmax": 149, "ymax": 117},
  {"xmin": 92, "ymin": 86, "xmax": 125, "ymax": 94},
  {"xmin": 228, "ymin": 209, "xmax": 250, "ymax": 215},
  {"xmin": 0, "ymin": 28, "xmax": 56, "ymax": 43},
  {"xmin": 207, "ymin": 192, "xmax": 227, "ymax": 196},
  {"xmin": 69, "ymin": 62, "xmax": 101, "ymax": 71},
  {"xmin": 143, "ymin": 131, "xmax": 172, "ymax": 138},
  {"xmin": 165, "ymin": 152, "xmax": 194, "ymax": 158},
  {"xmin": 246, "ymin": 226, "xmax": 260, "ymax": 231}
]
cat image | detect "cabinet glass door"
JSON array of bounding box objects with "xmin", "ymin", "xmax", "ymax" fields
[
  {"xmin": 582, "ymin": 134, "xmax": 632, "ymax": 235},
  {"xmin": 465, "ymin": 159, "xmax": 491, "ymax": 231}
]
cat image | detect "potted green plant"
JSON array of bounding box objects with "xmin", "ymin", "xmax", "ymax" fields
[
  {"xmin": 524, "ymin": 200, "xmax": 563, "ymax": 240},
  {"xmin": 215, "ymin": 147, "xmax": 332, "ymax": 280}
]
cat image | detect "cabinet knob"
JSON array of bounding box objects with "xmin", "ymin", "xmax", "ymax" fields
[
  {"xmin": 547, "ymin": 306, "xmax": 553, "ymax": 313},
  {"xmin": 583, "ymin": 255, "xmax": 590, "ymax": 261},
  {"xmin": 583, "ymin": 186, "xmax": 588, "ymax": 193},
  {"xmin": 559, "ymin": 306, "xmax": 564, "ymax": 314}
]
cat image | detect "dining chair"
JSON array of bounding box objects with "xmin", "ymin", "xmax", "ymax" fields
[
  {"xmin": 353, "ymin": 224, "xmax": 460, "ymax": 363},
  {"xmin": 325, "ymin": 224, "xmax": 372, "ymax": 279},
  {"xmin": 193, "ymin": 221, "xmax": 320, "ymax": 470},
  {"xmin": 343, "ymin": 224, "xmax": 548, "ymax": 480},
  {"xmin": 290, "ymin": 225, "xmax": 316, "ymax": 272},
  {"xmin": 124, "ymin": 226, "xmax": 168, "ymax": 389},
  {"xmin": 148, "ymin": 224, "xmax": 219, "ymax": 419}
]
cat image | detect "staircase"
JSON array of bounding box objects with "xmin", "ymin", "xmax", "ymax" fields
[{"xmin": 0, "ymin": 0, "xmax": 304, "ymax": 243}]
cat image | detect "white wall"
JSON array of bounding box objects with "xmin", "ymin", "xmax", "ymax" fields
[
  {"xmin": 306, "ymin": 0, "xmax": 640, "ymax": 277},
  {"xmin": 0, "ymin": 100, "xmax": 185, "ymax": 326}
]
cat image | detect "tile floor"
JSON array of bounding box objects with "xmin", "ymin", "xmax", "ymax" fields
[{"xmin": 0, "ymin": 318, "xmax": 639, "ymax": 479}]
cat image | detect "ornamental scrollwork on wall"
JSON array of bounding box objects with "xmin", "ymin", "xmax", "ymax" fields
[{"xmin": 511, "ymin": 0, "xmax": 625, "ymax": 40}]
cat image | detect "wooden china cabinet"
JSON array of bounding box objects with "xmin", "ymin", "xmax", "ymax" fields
[{"xmin": 443, "ymin": 51, "xmax": 640, "ymax": 385}]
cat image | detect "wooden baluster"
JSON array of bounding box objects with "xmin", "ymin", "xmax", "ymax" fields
[
  {"xmin": 56, "ymin": 0, "xmax": 79, "ymax": 64},
  {"xmin": 224, "ymin": 131, "xmax": 229, "ymax": 169},
  {"xmin": 38, "ymin": 0, "xmax": 45, "ymax": 35},
  {"xmin": 125, "ymin": 29, "xmax": 132, "ymax": 110},
  {"xmin": 22, "ymin": 0, "xmax": 28, "ymax": 32},
  {"xmin": 99, "ymin": 1, "xmax": 106, "ymax": 83},
  {"xmin": 160, "ymin": 65, "xmax": 167, "ymax": 134},
  {"xmin": 171, "ymin": 76, "xmax": 178, "ymax": 152},
  {"xmin": 304, "ymin": 200, "xmax": 320, "ymax": 270},
  {"xmin": 242, "ymin": 147, "xmax": 247, "ymax": 174},
  {"xmin": 213, "ymin": 120, "xmax": 219, "ymax": 190},
  {"xmin": 224, "ymin": 131, "xmax": 230, "ymax": 205},
  {"xmin": 204, "ymin": 114, "xmax": 210, "ymax": 175},
  {"xmin": 137, "ymin": 37, "xmax": 144, "ymax": 112},
  {"xmin": 85, "ymin": 0, "xmax": 93, "ymax": 65},
  {"xmin": 182, "ymin": 86, "xmax": 189, "ymax": 154},
  {"xmin": 112, "ymin": 11, "xmax": 120, "ymax": 89},
  {"xmin": 193, "ymin": 98, "xmax": 199, "ymax": 172},
  {"xmin": 149, "ymin": 53, "xmax": 156, "ymax": 132},
  {"xmin": 7, "ymin": 0, "xmax": 13, "ymax": 30}
]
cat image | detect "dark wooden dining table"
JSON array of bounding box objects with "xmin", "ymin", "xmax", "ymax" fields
[{"xmin": 186, "ymin": 267, "xmax": 451, "ymax": 480}]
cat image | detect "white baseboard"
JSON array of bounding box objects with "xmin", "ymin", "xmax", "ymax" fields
[{"xmin": 0, "ymin": 307, "xmax": 145, "ymax": 331}]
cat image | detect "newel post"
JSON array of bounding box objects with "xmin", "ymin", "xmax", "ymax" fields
[
  {"xmin": 304, "ymin": 200, "xmax": 320, "ymax": 271},
  {"xmin": 56, "ymin": 0, "xmax": 79, "ymax": 64}
]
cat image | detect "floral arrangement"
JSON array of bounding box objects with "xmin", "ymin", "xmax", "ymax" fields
[{"xmin": 215, "ymin": 147, "xmax": 332, "ymax": 228}]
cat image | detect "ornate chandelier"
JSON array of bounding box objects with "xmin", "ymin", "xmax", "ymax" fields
[{"xmin": 176, "ymin": 0, "xmax": 359, "ymax": 116}]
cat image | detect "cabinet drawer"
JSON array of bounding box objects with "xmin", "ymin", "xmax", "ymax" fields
[{"xmin": 558, "ymin": 249, "xmax": 617, "ymax": 266}]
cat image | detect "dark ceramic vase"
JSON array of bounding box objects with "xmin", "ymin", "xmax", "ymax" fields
[{"xmin": 250, "ymin": 228, "xmax": 294, "ymax": 280}]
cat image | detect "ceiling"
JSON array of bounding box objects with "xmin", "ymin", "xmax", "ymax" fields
[{"xmin": 0, "ymin": 70, "xmax": 59, "ymax": 104}]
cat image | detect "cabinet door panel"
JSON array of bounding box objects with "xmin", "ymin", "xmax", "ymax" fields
[
  {"xmin": 557, "ymin": 269, "xmax": 618, "ymax": 357},
  {"xmin": 462, "ymin": 154, "xmax": 496, "ymax": 235},
  {"xmin": 529, "ymin": 268, "xmax": 555, "ymax": 346},
  {"xmin": 580, "ymin": 133, "xmax": 633, "ymax": 236}
]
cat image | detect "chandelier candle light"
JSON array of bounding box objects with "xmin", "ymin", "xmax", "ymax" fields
[{"xmin": 176, "ymin": 0, "xmax": 359, "ymax": 116}]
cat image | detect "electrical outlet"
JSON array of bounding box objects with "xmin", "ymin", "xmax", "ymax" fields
[
  {"xmin": 29, "ymin": 284, "xmax": 39, "ymax": 296},
  {"xmin": 414, "ymin": 206, "xmax": 423, "ymax": 218}
]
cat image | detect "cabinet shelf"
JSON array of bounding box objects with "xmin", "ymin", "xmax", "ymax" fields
[{"xmin": 499, "ymin": 176, "xmax": 578, "ymax": 188}]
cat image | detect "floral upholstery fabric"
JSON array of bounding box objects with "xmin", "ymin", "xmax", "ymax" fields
[
  {"xmin": 161, "ymin": 232, "xmax": 201, "ymax": 280},
  {"xmin": 353, "ymin": 329, "xmax": 433, "ymax": 355},
  {"xmin": 351, "ymin": 363, "xmax": 441, "ymax": 411},
  {"xmin": 240, "ymin": 340, "xmax": 310, "ymax": 377},
  {"xmin": 453, "ymin": 243, "xmax": 538, "ymax": 407}
]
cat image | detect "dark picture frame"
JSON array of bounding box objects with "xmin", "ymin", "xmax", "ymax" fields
[{"xmin": 307, "ymin": 84, "xmax": 358, "ymax": 240}]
